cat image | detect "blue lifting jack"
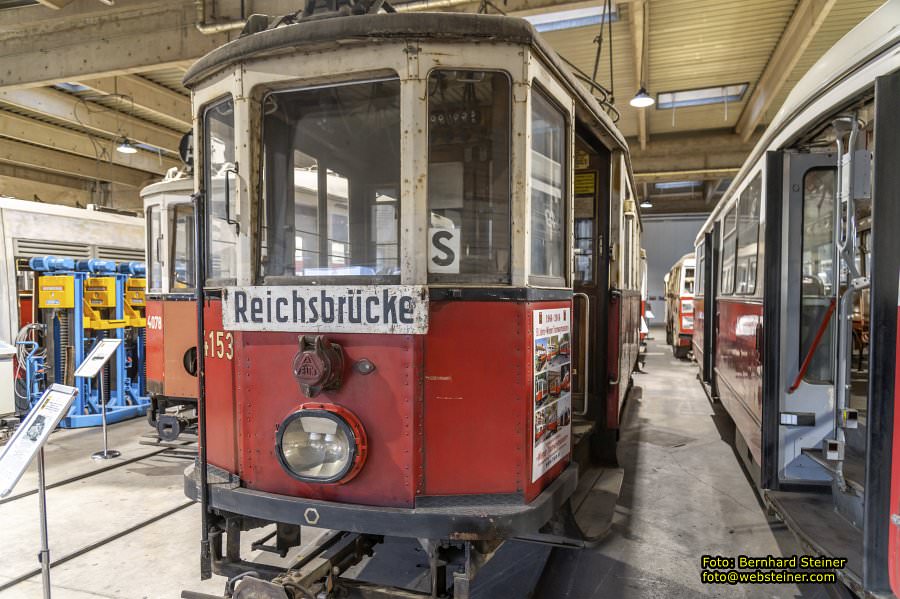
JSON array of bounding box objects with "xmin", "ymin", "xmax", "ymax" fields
[{"xmin": 17, "ymin": 256, "xmax": 151, "ymax": 428}]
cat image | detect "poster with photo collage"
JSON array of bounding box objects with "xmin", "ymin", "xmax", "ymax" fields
[{"xmin": 532, "ymin": 308, "xmax": 572, "ymax": 482}]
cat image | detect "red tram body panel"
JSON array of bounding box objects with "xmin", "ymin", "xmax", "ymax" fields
[
  {"xmin": 146, "ymin": 298, "xmax": 198, "ymax": 399},
  {"xmin": 713, "ymin": 298, "xmax": 763, "ymax": 464},
  {"xmin": 203, "ymin": 298, "xmax": 570, "ymax": 506}
]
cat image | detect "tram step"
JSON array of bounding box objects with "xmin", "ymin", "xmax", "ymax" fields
[
  {"xmin": 515, "ymin": 465, "xmax": 623, "ymax": 549},
  {"xmin": 801, "ymin": 447, "xmax": 865, "ymax": 495}
]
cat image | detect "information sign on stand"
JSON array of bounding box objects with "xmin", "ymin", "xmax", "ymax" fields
[
  {"xmin": 0, "ymin": 383, "xmax": 79, "ymax": 599},
  {"xmin": 74, "ymin": 338, "xmax": 122, "ymax": 379},
  {"xmin": 75, "ymin": 338, "xmax": 123, "ymax": 460},
  {"xmin": 0, "ymin": 385, "xmax": 78, "ymax": 498}
]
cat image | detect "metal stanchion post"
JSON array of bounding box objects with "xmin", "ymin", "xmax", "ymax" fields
[
  {"xmin": 37, "ymin": 447, "xmax": 51, "ymax": 599},
  {"xmin": 91, "ymin": 369, "xmax": 120, "ymax": 460}
]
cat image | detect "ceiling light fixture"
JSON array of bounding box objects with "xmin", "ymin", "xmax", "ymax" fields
[
  {"xmin": 629, "ymin": 1, "xmax": 654, "ymax": 109},
  {"xmin": 116, "ymin": 137, "xmax": 137, "ymax": 154},
  {"xmin": 640, "ymin": 199, "xmax": 653, "ymax": 209},
  {"xmin": 630, "ymin": 87, "xmax": 654, "ymax": 108}
]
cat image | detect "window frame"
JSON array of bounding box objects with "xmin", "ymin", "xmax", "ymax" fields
[
  {"xmin": 255, "ymin": 76, "xmax": 403, "ymax": 287},
  {"xmin": 528, "ymin": 83, "xmax": 570, "ymax": 289},
  {"xmin": 169, "ymin": 201, "xmax": 197, "ymax": 294},
  {"xmin": 425, "ymin": 68, "xmax": 514, "ymax": 285},
  {"xmin": 696, "ymin": 243, "xmax": 705, "ymax": 297},
  {"xmin": 734, "ymin": 172, "xmax": 762, "ymax": 296},
  {"xmin": 146, "ymin": 203, "xmax": 164, "ymax": 293},
  {"xmin": 720, "ymin": 202, "xmax": 738, "ymax": 295},
  {"xmin": 202, "ymin": 94, "xmax": 237, "ymax": 288},
  {"xmin": 799, "ymin": 166, "xmax": 838, "ymax": 385}
]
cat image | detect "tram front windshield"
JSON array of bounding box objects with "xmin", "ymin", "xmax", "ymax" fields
[{"xmin": 259, "ymin": 78, "xmax": 402, "ymax": 283}]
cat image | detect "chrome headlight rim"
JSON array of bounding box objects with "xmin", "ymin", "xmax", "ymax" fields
[{"xmin": 275, "ymin": 405, "xmax": 365, "ymax": 485}]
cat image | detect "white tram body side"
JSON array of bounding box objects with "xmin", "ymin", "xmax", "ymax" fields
[{"xmin": 692, "ymin": 1, "xmax": 900, "ymax": 592}]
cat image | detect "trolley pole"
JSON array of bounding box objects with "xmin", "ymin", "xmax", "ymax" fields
[
  {"xmin": 89, "ymin": 358, "xmax": 120, "ymax": 460},
  {"xmin": 37, "ymin": 447, "xmax": 51, "ymax": 599}
]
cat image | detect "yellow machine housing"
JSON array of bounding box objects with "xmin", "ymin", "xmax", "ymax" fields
[
  {"xmin": 124, "ymin": 277, "xmax": 146, "ymax": 327},
  {"xmin": 83, "ymin": 276, "xmax": 125, "ymax": 330},
  {"xmin": 37, "ymin": 275, "xmax": 75, "ymax": 309}
]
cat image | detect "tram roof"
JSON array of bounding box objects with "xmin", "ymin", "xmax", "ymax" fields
[{"xmin": 182, "ymin": 12, "xmax": 629, "ymax": 156}]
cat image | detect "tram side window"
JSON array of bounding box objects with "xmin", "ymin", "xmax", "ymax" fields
[
  {"xmin": 204, "ymin": 97, "xmax": 237, "ymax": 283},
  {"xmin": 696, "ymin": 244, "xmax": 705, "ymax": 297},
  {"xmin": 530, "ymin": 90, "xmax": 567, "ymax": 285},
  {"xmin": 735, "ymin": 173, "xmax": 761, "ymax": 294},
  {"xmin": 171, "ymin": 204, "xmax": 195, "ymax": 290},
  {"xmin": 427, "ymin": 70, "xmax": 511, "ymax": 283},
  {"xmin": 720, "ymin": 205, "xmax": 737, "ymax": 294},
  {"xmin": 574, "ymin": 215, "xmax": 593, "ymax": 283},
  {"xmin": 800, "ymin": 167, "xmax": 836, "ymax": 384},
  {"xmin": 623, "ymin": 214, "xmax": 634, "ymax": 289},
  {"xmin": 259, "ymin": 79, "xmax": 401, "ymax": 282},
  {"xmin": 147, "ymin": 205, "xmax": 163, "ymax": 293}
]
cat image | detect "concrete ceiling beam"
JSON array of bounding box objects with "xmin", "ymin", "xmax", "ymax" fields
[
  {"xmin": 734, "ymin": 0, "xmax": 836, "ymax": 142},
  {"xmin": 0, "ymin": 138, "xmax": 154, "ymax": 188},
  {"xmin": 0, "ymin": 163, "xmax": 92, "ymax": 191},
  {"xmin": 0, "ymin": 1, "xmax": 227, "ymax": 90},
  {"xmin": 0, "ymin": 109, "xmax": 177, "ymax": 174},
  {"xmin": 634, "ymin": 168, "xmax": 739, "ymax": 184},
  {"xmin": 629, "ymin": 129, "xmax": 759, "ymax": 175},
  {"xmin": 78, "ymin": 75, "xmax": 192, "ymax": 128},
  {"xmin": 0, "ymin": 87, "xmax": 182, "ymax": 152}
]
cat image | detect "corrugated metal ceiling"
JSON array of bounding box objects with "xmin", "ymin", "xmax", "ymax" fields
[{"xmin": 537, "ymin": 0, "xmax": 881, "ymax": 141}]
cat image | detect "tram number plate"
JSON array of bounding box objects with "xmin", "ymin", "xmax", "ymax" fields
[
  {"xmin": 205, "ymin": 331, "xmax": 234, "ymax": 360},
  {"xmin": 222, "ymin": 285, "xmax": 429, "ymax": 334}
]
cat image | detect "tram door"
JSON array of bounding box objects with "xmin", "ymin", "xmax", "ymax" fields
[
  {"xmin": 699, "ymin": 229, "xmax": 716, "ymax": 384},
  {"xmin": 571, "ymin": 135, "xmax": 611, "ymax": 433},
  {"xmin": 772, "ymin": 151, "xmax": 837, "ymax": 486}
]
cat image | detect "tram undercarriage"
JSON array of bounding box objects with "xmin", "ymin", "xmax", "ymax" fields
[{"xmin": 181, "ymin": 424, "xmax": 623, "ymax": 599}]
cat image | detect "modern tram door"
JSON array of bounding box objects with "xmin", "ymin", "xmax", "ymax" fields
[
  {"xmin": 772, "ymin": 150, "xmax": 839, "ymax": 489},
  {"xmin": 571, "ymin": 134, "xmax": 611, "ymax": 453}
]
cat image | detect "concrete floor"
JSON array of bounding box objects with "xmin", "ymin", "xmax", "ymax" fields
[
  {"xmin": 534, "ymin": 329, "xmax": 829, "ymax": 598},
  {"xmin": 0, "ymin": 330, "xmax": 829, "ymax": 598}
]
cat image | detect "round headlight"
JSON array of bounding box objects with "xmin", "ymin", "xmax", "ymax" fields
[{"xmin": 276, "ymin": 405, "xmax": 366, "ymax": 484}]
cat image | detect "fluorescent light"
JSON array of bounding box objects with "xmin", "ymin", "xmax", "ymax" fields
[
  {"xmin": 525, "ymin": 5, "xmax": 617, "ymax": 32},
  {"xmin": 116, "ymin": 137, "xmax": 137, "ymax": 154},
  {"xmin": 629, "ymin": 87, "xmax": 654, "ymax": 108},
  {"xmin": 655, "ymin": 181, "xmax": 695, "ymax": 190},
  {"xmin": 657, "ymin": 83, "xmax": 748, "ymax": 110},
  {"xmin": 54, "ymin": 82, "xmax": 91, "ymax": 93},
  {"xmin": 640, "ymin": 199, "xmax": 653, "ymax": 208}
]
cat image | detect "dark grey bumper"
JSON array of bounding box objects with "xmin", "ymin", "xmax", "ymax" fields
[{"xmin": 184, "ymin": 463, "xmax": 578, "ymax": 540}]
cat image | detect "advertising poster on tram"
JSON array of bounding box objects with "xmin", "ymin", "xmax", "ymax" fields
[{"xmin": 532, "ymin": 308, "xmax": 572, "ymax": 482}]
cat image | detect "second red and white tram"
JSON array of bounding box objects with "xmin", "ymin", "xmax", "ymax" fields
[
  {"xmin": 692, "ymin": 2, "xmax": 900, "ymax": 594},
  {"xmin": 142, "ymin": 174, "xmax": 199, "ymax": 440},
  {"xmin": 180, "ymin": 8, "xmax": 644, "ymax": 598}
]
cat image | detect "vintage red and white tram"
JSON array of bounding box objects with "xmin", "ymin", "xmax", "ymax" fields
[
  {"xmin": 664, "ymin": 252, "xmax": 695, "ymax": 360},
  {"xmin": 180, "ymin": 8, "xmax": 644, "ymax": 598},
  {"xmin": 142, "ymin": 174, "xmax": 199, "ymax": 440},
  {"xmin": 692, "ymin": 2, "xmax": 900, "ymax": 594}
]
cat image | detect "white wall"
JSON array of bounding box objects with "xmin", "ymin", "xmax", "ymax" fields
[{"xmin": 641, "ymin": 214, "xmax": 707, "ymax": 322}]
